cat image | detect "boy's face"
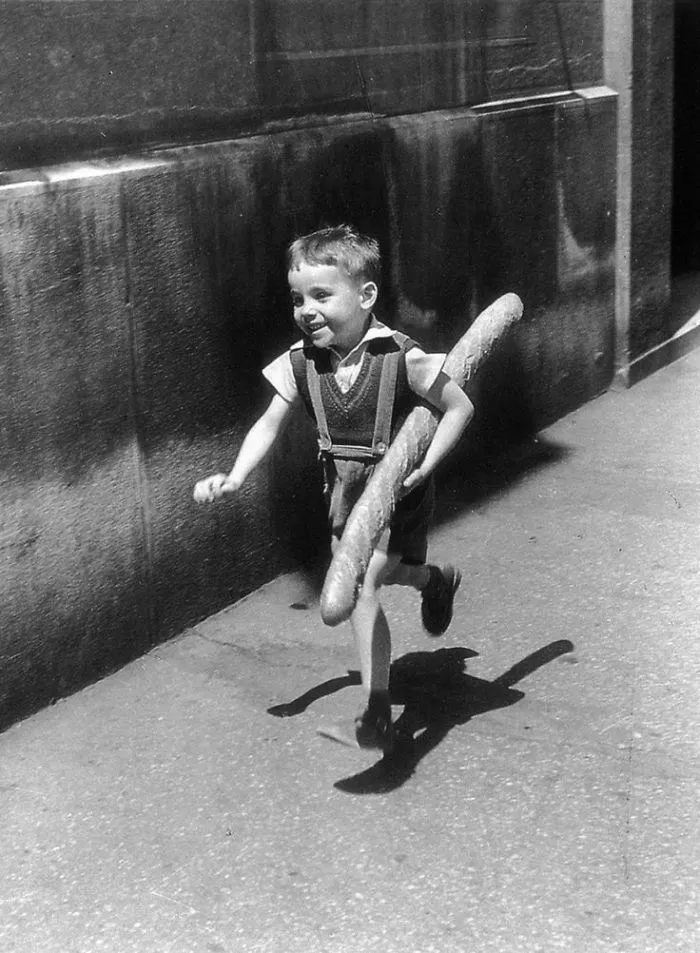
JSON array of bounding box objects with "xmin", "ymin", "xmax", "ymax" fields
[{"xmin": 288, "ymin": 261, "xmax": 377, "ymax": 356}]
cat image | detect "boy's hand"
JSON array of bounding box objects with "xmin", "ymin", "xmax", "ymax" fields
[
  {"xmin": 402, "ymin": 467, "xmax": 427, "ymax": 493},
  {"xmin": 193, "ymin": 474, "xmax": 235, "ymax": 503}
]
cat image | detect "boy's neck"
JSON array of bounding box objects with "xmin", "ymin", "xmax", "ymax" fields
[{"xmin": 332, "ymin": 314, "xmax": 374, "ymax": 359}]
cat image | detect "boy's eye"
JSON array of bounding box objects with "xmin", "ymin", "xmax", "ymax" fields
[
  {"xmin": 314, "ymin": 291, "xmax": 329, "ymax": 301},
  {"xmin": 291, "ymin": 295, "xmax": 303, "ymax": 308}
]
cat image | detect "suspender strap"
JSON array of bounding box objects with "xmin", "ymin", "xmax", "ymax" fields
[
  {"xmin": 305, "ymin": 358, "xmax": 332, "ymax": 453},
  {"xmin": 370, "ymin": 348, "xmax": 401, "ymax": 457}
]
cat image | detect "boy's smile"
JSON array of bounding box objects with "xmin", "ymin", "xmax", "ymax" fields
[{"xmin": 288, "ymin": 262, "xmax": 377, "ymax": 357}]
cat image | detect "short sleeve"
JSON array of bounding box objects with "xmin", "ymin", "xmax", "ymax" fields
[
  {"xmin": 262, "ymin": 349, "xmax": 299, "ymax": 403},
  {"xmin": 405, "ymin": 347, "xmax": 448, "ymax": 399}
]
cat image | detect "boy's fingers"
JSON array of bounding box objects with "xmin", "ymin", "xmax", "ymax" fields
[
  {"xmin": 403, "ymin": 470, "xmax": 423, "ymax": 491},
  {"xmin": 194, "ymin": 475, "xmax": 223, "ymax": 503}
]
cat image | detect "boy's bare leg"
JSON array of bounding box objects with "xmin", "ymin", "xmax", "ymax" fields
[
  {"xmin": 384, "ymin": 561, "xmax": 431, "ymax": 590},
  {"xmin": 347, "ymin": 542, "xmax": 400, "ymax": 749},
  {"xmin": 351, "ymin": 547, "xmax": 399, "ymax": 694}
]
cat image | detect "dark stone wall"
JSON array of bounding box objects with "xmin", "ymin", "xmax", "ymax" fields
[
  {"xmin": 628, "ymin": 0, "xmax": 674, "ymax": 360},
  {"xmin": 0, "ymin": 89, "xmax": 616, "ymax": 729},
  {"xmin": 0, "ymin": 0, "xmax": 604, "ymax": 169},
  {"xmin": 672, "ymin": 0, "xmax": 700, "ymax": 275}
]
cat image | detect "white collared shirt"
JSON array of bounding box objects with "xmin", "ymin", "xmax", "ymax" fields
[{"xmin": 262, "ymin": 316, "xmax": 446, "ymax": 402}]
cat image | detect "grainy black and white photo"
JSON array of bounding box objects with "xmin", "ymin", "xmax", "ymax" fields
[{"xmin": 0, "ymin": 2, "xmax": 698, "ymax": 951}]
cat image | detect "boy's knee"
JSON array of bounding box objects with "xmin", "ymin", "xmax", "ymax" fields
[
  {"xmin": 364, "ymin": 550, "xmax": 401, "ymax": 589},
  {"xmin": 382, "ymin": 561, "xmax": 403, "ymax": 586}
]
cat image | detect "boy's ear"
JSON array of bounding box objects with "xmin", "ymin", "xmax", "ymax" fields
[{"xmin": 360, "ymin": 281, "xmax": 379, "ymax": 310}]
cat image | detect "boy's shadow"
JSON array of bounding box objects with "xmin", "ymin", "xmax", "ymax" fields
[{"xmin": 267, "ymin": 639, "xmax": 575, "ymax": 794}]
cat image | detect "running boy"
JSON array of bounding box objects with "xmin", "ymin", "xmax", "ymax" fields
[{"xmin": 194, "ymin": 225, "xmax": 474, "ymax": 751}]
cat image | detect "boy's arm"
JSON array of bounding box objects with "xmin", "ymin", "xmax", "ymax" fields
[
  {"xmin": 194, "ymin": 393, "xmax": 295, "ymax": 503},
  {"xmin": 403, "ymin": 371, "xmax": 474, "ymax": 492}
]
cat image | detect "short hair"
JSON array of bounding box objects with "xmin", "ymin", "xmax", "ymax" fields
[{"xmin": 286, "ymin": 225, "xmax": 382, "ymax": 287}]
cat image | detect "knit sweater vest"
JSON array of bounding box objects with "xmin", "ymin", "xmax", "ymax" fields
[{"xmin": 290, "ymin": 332, "xmax": 419, "ymax": 460}]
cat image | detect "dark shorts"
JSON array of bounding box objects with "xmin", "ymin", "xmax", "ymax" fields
[{"xmin": 322, "ymin": 457, "xmax": 434, "ymax": 565}]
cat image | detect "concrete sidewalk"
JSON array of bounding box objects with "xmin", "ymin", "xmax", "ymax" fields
[{"xmin": 1, "ymin": 349, "xmax": 699, "ymax": 953}]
